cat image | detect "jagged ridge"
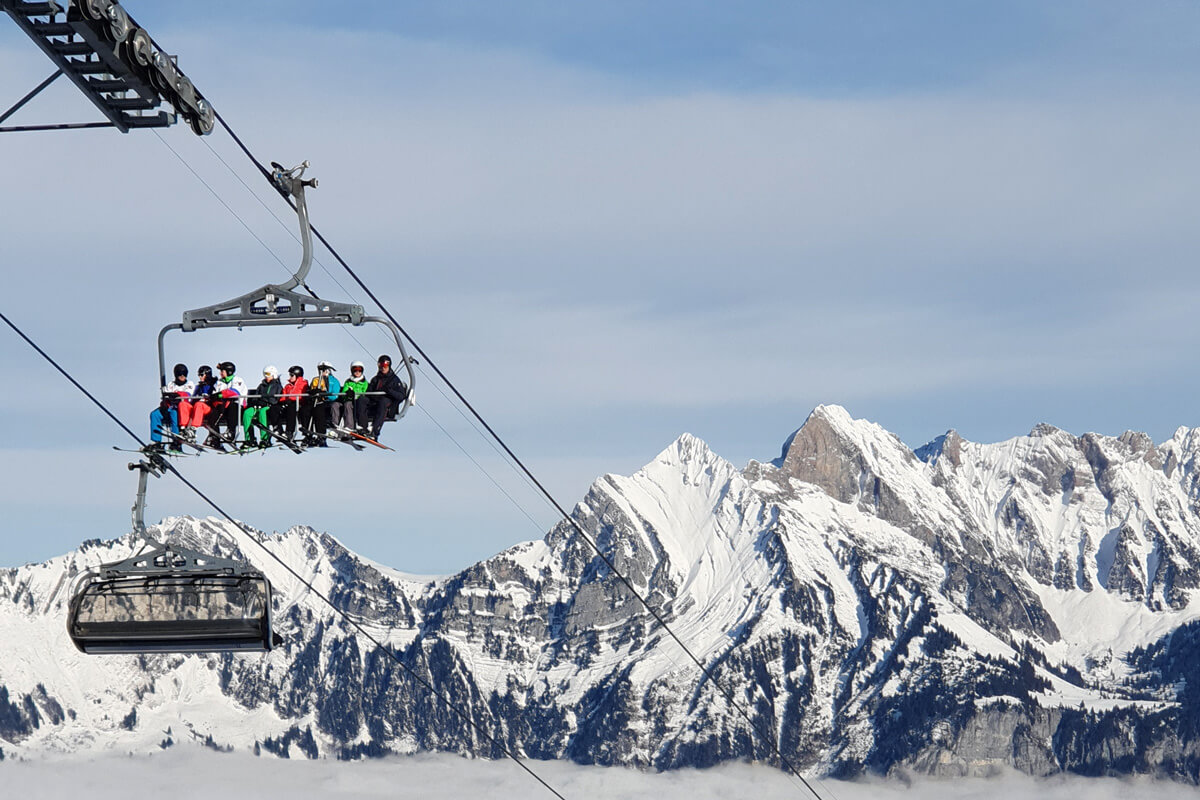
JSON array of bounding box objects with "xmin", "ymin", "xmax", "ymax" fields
[{"xmin": 4, "ymin": 406, "xmax": 1200, "ymax": 779}]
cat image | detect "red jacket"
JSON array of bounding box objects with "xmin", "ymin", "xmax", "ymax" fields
[{"xmin": 282, "ymin": 377, "xmax": 308, "ymax": 402}]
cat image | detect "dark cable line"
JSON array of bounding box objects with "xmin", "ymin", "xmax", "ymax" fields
[
  {"xmin": 154, "ymin": 130, "xmax": 318, "ymax": 297},
  {"xmin": 0, "ymin": 311, "xmax": 142, "ymax": 443},
  {"xmin": 152, "ymin": 131, "xmax": 292, "ymax": 278},
  {"xmin": 0, "ymin": 309, "xmax": 568, "ymax": 800},
  {"xmin": 214, "ymin": 112, "xmax": 820, "ymax": 795}
]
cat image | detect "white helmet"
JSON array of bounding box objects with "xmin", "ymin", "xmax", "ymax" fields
[
  {"xmin": 350, "ymin": 360, "xmax": 365, "ymax": 372},
  {"xmin": 263, "ymin": 365, "xmax": 279, "ymax": 379},
  {"xmin": 317, "ymin": 360, "xmax": 335, "ymax": 372}
]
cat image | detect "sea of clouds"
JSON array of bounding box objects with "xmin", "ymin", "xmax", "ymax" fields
[{"xmin": 5, "ymin": 749, "xmax": 1197, "ymax": 800}]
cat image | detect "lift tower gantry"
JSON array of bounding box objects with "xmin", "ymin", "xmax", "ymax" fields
[{"xmin": 1, "ymin": 0, "xmax": 212, "ymax": 134}]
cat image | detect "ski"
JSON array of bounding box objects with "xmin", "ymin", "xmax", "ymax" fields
[
  {"xmin": 250, "ymin": 421, "xmax": 304, "ymax": 454},
  {"xmin": 202, "ymin": 424, "xmax": 243, "ymax": 453},
  {"xmin": 155, "ymin": 428, "xmax": 208, "ymax": 454},
  {"xmin": 272, "ymin": 432, "xmax": 305, "ymax": 455},
  {"xmin": 326, "ymin": 430, "xmax": 364, "ymax": 451},
  {"xmin": 233, "ymin": 436, "xmax": 293, "ymax": 455},
  {"xmin": 342, "ymin": 429, "xmax": 393, "ymax": 451}
]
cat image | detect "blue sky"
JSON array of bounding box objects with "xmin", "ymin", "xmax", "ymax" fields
[
  {"xmin": 3, "ymin": 2, "xmax": 1200, "ymax": 573},
  {"xmin": 145, "ymin": 2, "xmax": 1200, "ymax": 95}
]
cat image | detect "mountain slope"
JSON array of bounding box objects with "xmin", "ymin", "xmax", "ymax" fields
[{"xmin": 5, "ymin": 406, "xmax": 1200, "ymax": 779}]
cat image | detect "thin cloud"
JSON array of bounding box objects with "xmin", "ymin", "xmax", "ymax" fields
[{"xmin": 4, "ymin": 15, "xmax": 1200, "ymax": 573}]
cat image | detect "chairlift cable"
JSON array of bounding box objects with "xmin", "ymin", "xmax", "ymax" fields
[
  {"xmin": 213, "ymin": 112, "xmax": 823, "ymax": 795},
  {"xmin": 414, "ymin": 402, "xmax": 549, "ymax": 534},
  {"xmin": 0, "ymin": 309, "xmax": 569, "ymax": 800},
  {"xmin": 152, "ymin": 130, "xmax": 297, "ymax": 283},
  {"xmin": 410, "ymin": 361, "xmax": 553, "ymax": 513}
]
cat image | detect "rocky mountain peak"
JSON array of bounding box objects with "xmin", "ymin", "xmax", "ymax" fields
[
  {"xmin": 1028, "ymin": 422, "xmax": 1064, "ymax": 438},
  {"xmin": 775, "ymin": 404, "xmax": 916, "ymax": 504},
  {"xmin": 914, "ymin": 430, "xmax": 962, "ymax": 467}
]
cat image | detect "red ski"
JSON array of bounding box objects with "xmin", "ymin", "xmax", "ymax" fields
[{"xmin": 337, "ymin": 428, "xmax": 394, "ymax": 451}]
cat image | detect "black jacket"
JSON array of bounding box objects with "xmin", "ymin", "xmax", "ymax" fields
[
  {"xmin": 368, "ymin": 369, "xmax": 408, "ymax": 406},
  {"xmin": 251, "ymin": 378, "xmax": 283, "ymax": 406}
]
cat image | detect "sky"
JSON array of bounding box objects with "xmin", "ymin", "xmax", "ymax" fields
[
  {"xmin": 6, "ymin": 749, "xmax": 1200, "ymax": 800},
  {"xmin": 4, "ymin": 2, "xmax": 1200, "ymax": 574}
]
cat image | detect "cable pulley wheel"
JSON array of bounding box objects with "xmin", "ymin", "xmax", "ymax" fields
[{"xmin": 105, "ymin": 4, "xmax": 131, "ymax": 43}]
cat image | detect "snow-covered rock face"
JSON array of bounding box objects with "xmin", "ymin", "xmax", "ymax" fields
[{"xmin": 8, "ymin": 406, "xmax": 1200, "ymax": 781}]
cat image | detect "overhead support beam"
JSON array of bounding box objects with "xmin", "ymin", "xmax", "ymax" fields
[
  {"xmin": 0, "ymin": 0, "xmax": 214, "ymax": 135},
  {"xmin": 0, "ymin": 67, "xmax": 61, "ymax": 125},
  {"xmin": 0, "ymin": 120, "xmax": 113, "ymax": 132}
]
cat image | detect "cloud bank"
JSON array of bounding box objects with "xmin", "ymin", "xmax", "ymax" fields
[{"xmin": 5, "ymin": 749, "xmax": 1198, "ymax": 800}]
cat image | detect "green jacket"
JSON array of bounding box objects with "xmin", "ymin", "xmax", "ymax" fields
[{"xmin": 342, "ymin": 378, "xmax": 368, "ymax": 398}]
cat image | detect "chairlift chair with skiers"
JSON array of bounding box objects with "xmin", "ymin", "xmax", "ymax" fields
[{"xmin": 155, "ymin": 161, "xmax": 416, "ymax": 425}]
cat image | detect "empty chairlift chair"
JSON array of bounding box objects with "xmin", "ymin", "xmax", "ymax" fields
[
  {"xmin": 66, "ymin": 452, "xmax": 277, "ymax": 654},
  {"xmin": 67, "ymin": 544, "xmax": 275, "ymax": 654}
]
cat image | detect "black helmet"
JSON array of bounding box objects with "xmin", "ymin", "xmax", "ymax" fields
[
  {"xmin": 288, "ymin": 365, "xmax": 304, "ymax": 377},
  {"xmin": 198, "ymin": 365, "xmax": 213, "ymax": 378},
  {"xmin": 218, "ymin": 361, "xmax": 236, "ymax": 374},
  {"xmin": 377, "ymin": 354, "xmax": 392, "ymax": 366},
  {"xmin": 173, "ymin": 363, "xmax": 188, "ymax": 377}
]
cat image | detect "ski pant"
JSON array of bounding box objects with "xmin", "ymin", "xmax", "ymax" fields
[
  {"xmin": 306, "ymin": 400, "xmax": 330, "ymax": 439},
  {"xmin": 184, "ymin": 400, "xmax": 210, "ymax": 428},
  {"xmin": 210, "ymin": 400, "xmax": 240, "ymax": 439},
  {"xmin": 150, "ymin": 406, "xmax": 179, "ymax": 442},
  {"xmin": 280, "ymin": 397, "xmax": 310, "ymax": 439},
  {"xmin": 242, "ymin": 404, "xmax": 280, "ymax": 444},
  {"xmin": 366, "ymin": 397, "xmax": 394, "ymax": 438},
  {"xmin": 351, "ymin": 396, "xmax": 369, "ymax": 432},
  {"xmin": 174, "ymin": 398, "xmax": 195, "ymax": 427},
  {"xmin": 327, "ymin": 400, "xmax": 347, "ymax": 431}
]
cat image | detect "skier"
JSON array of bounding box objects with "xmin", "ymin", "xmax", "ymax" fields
[
  {"xmin": 305, "ymin": 360, "xmax": 340, "ymax": 447},
  {"xmin": 149, "ymin": 393, "xmax": 180, "ymax": 452},
  {"xmin": 149, "ymin": 362, "xmax": 192, "ymax": 451},
  {"xmin": 365, "ymin": 354, "xmax": 408, "ymax": 441},
  {"xmin": 164, "ymin": 363, "xmax": 194, "ymax": 429},
  {"xmin": 280, "ymin": 365, "xmax": 309, "ymax": 443},
  {"xmin": 185, "ymin": 364, "xmax": 218, "ymax": 440},
  {"xmin": 207, "ymin": 361, "xmax": 248, "ymax": 447},
  {"xmin": 241, "ymin": 365, "xmax": 283, "ymax": 449},
  {"xmin": 335, "ymin": 360, "xmax": 369, "ymax": 437}
]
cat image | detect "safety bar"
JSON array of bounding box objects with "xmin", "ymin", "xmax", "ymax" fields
[{"xmin": 158, "ymin": 315, "xmax": 416, "ymax": 421}]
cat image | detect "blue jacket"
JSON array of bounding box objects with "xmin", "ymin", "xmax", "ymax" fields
[
  {"xmin": 192, "ymin": 378, "xmax": 217, "ymax": 399},
  {"xmin": 310, "ymin": 374, "xmax": 341, "ymax": 402}
]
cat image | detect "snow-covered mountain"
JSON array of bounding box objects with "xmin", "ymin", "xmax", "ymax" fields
[{"xmin": 5, "ymin": 404, "xmax": 1200, "ymax": 780}]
